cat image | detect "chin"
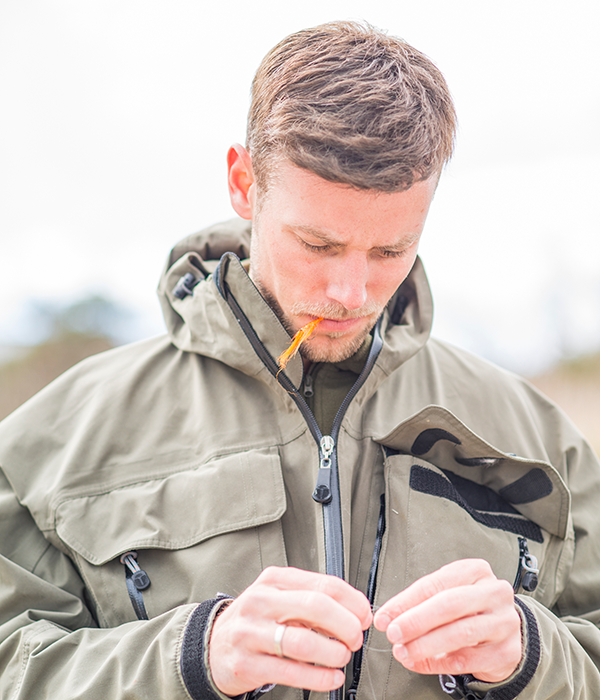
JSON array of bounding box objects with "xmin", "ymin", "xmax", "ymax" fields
[{"xmin": 301, "ymin": 332, "xmax": 367, "ymax": 364}]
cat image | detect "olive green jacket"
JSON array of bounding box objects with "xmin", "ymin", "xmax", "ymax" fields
[{"xmin": 1, "ymin": 219, "xmax": 600, "ymax": 700}]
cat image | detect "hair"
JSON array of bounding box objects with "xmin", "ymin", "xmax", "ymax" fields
[{"xmin": 247, "ymin": 21, "xmax": 457, "ymax": 194}]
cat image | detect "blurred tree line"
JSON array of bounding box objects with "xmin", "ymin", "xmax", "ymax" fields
[{"xmin": 0, "ymin": 295, "xmax": 129, "ymax": 420}]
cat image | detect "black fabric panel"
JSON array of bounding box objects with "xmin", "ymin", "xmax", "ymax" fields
[
  {"xmin": 499, "ymin": 468, "xmax": 553, "ymax": 504},
  {"xmin": 441, "ymin": 469, "xmax": 520, "ymax": 515},
  {"xmin": 382, "ymin": 445, "xmax": 400, "ymax": 458},
  {"xmin": 181, "ymin": 598, "xmax": 275, "ymax": 700},
  {"xmin": 410, "ymin": 465, "xmax": 543, "ymax": 543},
  {"xmin": 483, "ymin": 598, "xmax": 541, "ymax": 700},
  {"xmin": 181, "ymin": 598, "xmax": 226, "ymax": 700},
  {"xmin": 411, "ymin": 429, "xmax": 461, "ymax": 456}
]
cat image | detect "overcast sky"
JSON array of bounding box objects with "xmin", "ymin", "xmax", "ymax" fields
[{"xmin": 1, "ymin": 0, "xmax": 599, "ymax": 374}]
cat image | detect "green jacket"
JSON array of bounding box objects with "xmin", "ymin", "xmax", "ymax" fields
[{"xmin": 1, "ymin": 219, "xmax": 600, "ymax": 700}]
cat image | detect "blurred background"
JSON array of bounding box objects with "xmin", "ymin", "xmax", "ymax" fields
[{"xmin": 1, "ymin": 0, "xmax": 599, "ymax": 452}]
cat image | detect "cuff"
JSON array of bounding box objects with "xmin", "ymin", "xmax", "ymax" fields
[
  {"xmin": 180, "ymin": 595, "xmax": 275, "ymax": 700},
  {"xmin": 439, "ymin": 597, "xmax": 541, "ymax": 700}
]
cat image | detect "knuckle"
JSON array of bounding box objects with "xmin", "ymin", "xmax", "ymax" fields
[
  {"xmin": 315, "ymin": 573, "xmax": 342, "ymax": 598},
  {"xmin": 301, "ymin": 589, "xmax": 321, "ymax": 611},
  {"xmin": 398, "ymin": 615, "xmax": 421, "ymax": 640},
  {"xmin": 235, "ymin": 591, "xmax": 263, "ymax": 616},
  {"xmin": 460, "ymin": 619, "xmax": 479, "ymax": 646},
  {"xmin": 411, "ymin": 655, "xmax": 435, "ymax": 674},
  {"xmin": 420, "ymin": 575, "xmax": 445, "ymax": 599},
  {"xmin": 258, "ymin": 565, "xmax": 283, "ymax": 583},
  {"xmin": 467, "ymin": 558, "xmax": 494, "ymax": 578},
  {"xmin": 497, "ymin": 578, "xmax": 516, "ymax": 600},
  {"xmin": 446, "ymin": 649, "xmax": 470, "ymax": 674}
]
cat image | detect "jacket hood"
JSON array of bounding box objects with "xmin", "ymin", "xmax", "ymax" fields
[{"xmin": 157, "ymin": 218, "xmax": 434, "ymax": 390}]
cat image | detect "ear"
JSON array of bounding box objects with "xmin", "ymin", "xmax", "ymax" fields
[{"xmin": 227, "ymin": 144, "xmax": 255, "ymax": 220}]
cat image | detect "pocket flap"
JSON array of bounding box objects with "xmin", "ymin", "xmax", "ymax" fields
[
  {"xmin": 376, "ymin": 405, "xmax": 570, "ymax": 539},
  {"xmin": 55, "ymin": 447, "xmax": 285, "ymax": 565}
]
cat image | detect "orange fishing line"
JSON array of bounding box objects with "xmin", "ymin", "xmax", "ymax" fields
[{"xmin": 277, "ymin": 317, "xmax": 323, "ymax": 370}]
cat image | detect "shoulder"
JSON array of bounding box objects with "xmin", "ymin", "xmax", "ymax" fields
[{"xmin": 389, "ymin": 337, "xmax": 587, "ymax": 468}]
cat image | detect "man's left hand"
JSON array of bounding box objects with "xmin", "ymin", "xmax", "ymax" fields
[{"xmin": 373, "ymin": 559, "xmax": 522, "ymax": 683}]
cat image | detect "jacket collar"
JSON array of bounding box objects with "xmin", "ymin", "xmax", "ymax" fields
[{"xmin": 157, "ymin": 218, "xmax": 434, "ymax": 392}]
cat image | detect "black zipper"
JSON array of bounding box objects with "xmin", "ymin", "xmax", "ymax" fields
[
  {"xmin": 347, "ymin": 494, "xmax": 386, "ymax": 700},
  {"xmin": 215, "ymin": 254, "xmax": 385, "ymax": 700},
  {"xmin": 513, "ymin": 537, "xmax": 539, "ymax": 593},
  {"xmin": 303, "ymin": 364, "xmax": 319, "ymax": 397}
]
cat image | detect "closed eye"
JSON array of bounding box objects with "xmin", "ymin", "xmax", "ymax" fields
[
  {"xmin": 299, "ymin": 239, "xmax": 332, "ymax": 253},
  {"xmin": 378, "ymin": 249, "xmax": 406, "ymax": 258}
]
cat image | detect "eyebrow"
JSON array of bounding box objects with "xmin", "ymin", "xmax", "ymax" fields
[{"xmin": 288, "ymin": 224, "xmax": 422, "ymax": 251}]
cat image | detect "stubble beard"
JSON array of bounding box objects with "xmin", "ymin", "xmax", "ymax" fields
[{"xmin": 251, "ymin": 276, "xmax": 383, "ymax": 364}]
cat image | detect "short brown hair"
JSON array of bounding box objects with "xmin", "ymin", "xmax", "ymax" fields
[{"xmin": 247, "ymin": 21, "xmax": 456, "ymax": 193}]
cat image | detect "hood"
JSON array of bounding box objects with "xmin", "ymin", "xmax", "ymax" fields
[{"xmin": 157, "ymin": 218, "xmax": 434, "ymax": 390}]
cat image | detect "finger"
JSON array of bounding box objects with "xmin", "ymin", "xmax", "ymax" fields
[
  {"xmin": 210, "ymin": 607, "xmax": 348, "ymax": 696},
  {"xmin": 271, "ymin": 624, "xmax": 353, "ymax": 668},
  {"xmin": 257, "ymin": 566, "xmax": 372, "ymax": 628},
  {"xmin": 236, "ymin": 587, "xmax": 366, "ymax": 651},
  {"xmin": 374, "ymin": 559, "xmax": 495, "ymax": 630},
  {"xmin": 385, "ymin": 578, "xmax": 515, "ymax": 645},
  {"xmin": 393, "ymin": 632, "xmax": 522, "ymax": 683},
  {"xmin": 391, "ymin": 600, "xmax": 520, "ymax": 663},
  {"xmin": 214, "ymin": 647, "xmax": 346, "ymax": 696}
]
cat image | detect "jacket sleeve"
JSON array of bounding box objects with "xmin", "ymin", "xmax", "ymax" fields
[
  {"xmin": 518, "ymin": 431, "xmax": 600, "ymax": 699},
  {"xmin": 0, "ymin": 467, "xmax": 221, "ymax": 700}
]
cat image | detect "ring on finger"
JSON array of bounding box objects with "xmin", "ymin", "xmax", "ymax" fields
[{"xmin": 274, "ymin": 623, "xmax": 287, "ymax": 658}]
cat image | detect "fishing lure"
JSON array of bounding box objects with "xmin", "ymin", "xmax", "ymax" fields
[{"xmin": 277, "ymin": 317, "xmax": 323, "ymax": 370}]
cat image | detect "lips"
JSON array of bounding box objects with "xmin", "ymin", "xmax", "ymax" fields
[{"xmin": 313, "ymin": 316, "xmax": 367, "ymax": 333}]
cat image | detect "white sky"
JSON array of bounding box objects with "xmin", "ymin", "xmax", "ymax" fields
[{"xmin": 1, "ymin": 0, "xmax": 599, "ymax": 373}]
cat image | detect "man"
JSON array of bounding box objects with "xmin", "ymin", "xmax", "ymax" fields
[{"xmin": 1, "ymin": 20, "xmax": 600, "ymax": 700}]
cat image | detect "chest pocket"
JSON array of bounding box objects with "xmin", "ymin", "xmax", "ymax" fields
[
  {"xmin": 374, "ymin": 406, "xmax": 573, "ymax": 612},
  {"xmin": 54, "ymin": 446, "xmax": 287, "ymax": 627}
]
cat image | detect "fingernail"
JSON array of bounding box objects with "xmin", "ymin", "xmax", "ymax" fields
[
  {"xmin": 387, "ymin": 623, "xmax": 402, "ymax": 644},
  {"xmin": 374, "ymin": 612, "xmax": 391, "ymax": 630},
  {"xmin": 393, "ymin": 643, "xmax": 408, "ymax": 660}
]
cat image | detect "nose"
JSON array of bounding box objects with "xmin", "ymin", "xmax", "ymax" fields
[{"xmin": 325, "ymin": 253, "xmax": 368, "ymax": 311}]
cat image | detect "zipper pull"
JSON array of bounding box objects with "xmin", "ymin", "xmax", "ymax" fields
[
  {"xmin": 513, "ymin": 537, "xmax": 539, "ymax": 592},
  {"xmin": 313, "ymin": 435, "xmax": 335, "ymax": 504},
  {"xmin": 120, "ymin": 551, "xmax": 151, "ymax": 591},
  {"xmin": 303, "ymin": 373, "xmax": 314, "ymax": 397}
]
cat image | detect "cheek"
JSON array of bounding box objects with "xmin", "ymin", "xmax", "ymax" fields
[
  {"xmin": 278, "ymin": 251, "xmax": 328, "ymax": 293},
  {"xmin": 368, "ymin": 259, "xmax": 415, "ymax": 301}
]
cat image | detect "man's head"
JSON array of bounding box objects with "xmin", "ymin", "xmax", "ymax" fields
[
  {"xmin": 227, "ymin": 21, "xmax": 456, "ymax": 364},
  {"xmin": 247, "ymin": 20, "xmax": 456, "ymax": 196}
]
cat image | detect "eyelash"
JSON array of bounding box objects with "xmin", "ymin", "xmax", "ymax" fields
[
  {"xmin": 379, "ymin": 249, "xmax": 405, "ymax": 259},
  {"xmin": 301, "ymin": 241, "xmax": 330, "ymax": 253},
  {"xmin": 299, "ymin": 239, "xmax": 405, "ymax": 259}
]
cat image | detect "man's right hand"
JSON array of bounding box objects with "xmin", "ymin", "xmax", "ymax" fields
[{"xmin": 208, "ymin": 566, "xmax": 373, "ymax": 697}]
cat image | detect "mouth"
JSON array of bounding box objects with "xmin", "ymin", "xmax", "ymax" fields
[{"xmin": 309, "ymin": 316, "xmax": 367, "ymax": 333}]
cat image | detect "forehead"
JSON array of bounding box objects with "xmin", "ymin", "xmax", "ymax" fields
[{"xmin": 257, "ymin": 160, "xmax": 437, "ymax": 247}]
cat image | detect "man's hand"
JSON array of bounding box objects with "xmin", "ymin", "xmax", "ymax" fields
[
  {"xmin": 373, "ymin": 559, "xmax": 522, "ymax": 683},
  {"xmin": 209, "ymin": 566, "xmax": 373, "ymax": 697}
]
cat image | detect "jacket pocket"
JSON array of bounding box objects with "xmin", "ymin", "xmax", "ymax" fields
[
  {"xmin": 54, "ymin": 447, "xmax": 287, "ymax": 626},
  {"xmin": 375, "ymin": 405, "xmax": 574, "ymax": 609}
]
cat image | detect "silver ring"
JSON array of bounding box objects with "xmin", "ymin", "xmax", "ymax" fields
[{"xmin": 273, "ymin": 623, "xmax": 287, "ymax": 658}]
